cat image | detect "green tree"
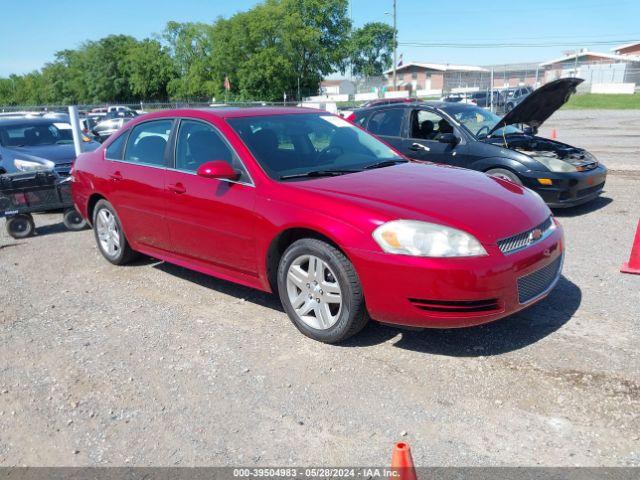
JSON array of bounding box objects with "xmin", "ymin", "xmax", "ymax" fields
[
  {"xmin": 161, "ymin": 21, "xmax": 216, "ymax": 99},
  {"xmin": 350, "ymin": 22, "xmax": 395, "ymax": 78},
  {"xmin": 127, "ymin": 39, "xmax": 176, "ymax": 100}
]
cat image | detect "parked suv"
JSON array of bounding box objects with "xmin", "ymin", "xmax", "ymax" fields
[{"xmin": 503, "ymin": 86, "xmax": 533, "ymax": 112}]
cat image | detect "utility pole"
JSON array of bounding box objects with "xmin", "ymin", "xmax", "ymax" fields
[{"xmin": 392, "ymin": 0, "xmax": 397, "ymax": 90}]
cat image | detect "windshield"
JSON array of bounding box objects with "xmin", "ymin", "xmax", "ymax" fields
[
  {"xmin": 227, "ymin": 113, "xmax": 404, "ymax": 180},
  {"xmin": 440, "ymin": 104, "xmax": 521, "ymax": 139},
  {"xmin": 0, "ymin": 122, "xmax": 74, "ymax": 147}
]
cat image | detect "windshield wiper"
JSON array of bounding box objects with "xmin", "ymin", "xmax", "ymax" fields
[
  {"xmin": 280, "ymin": 169, "xmax": 360, "ymax": 180},
  {"xmin": 363, "ymin": 159, "xmax": 407, "ymax": 170}
]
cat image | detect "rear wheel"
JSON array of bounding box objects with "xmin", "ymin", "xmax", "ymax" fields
[
  {"xmin": 92, "ymin": 200, "xmax": 137, "ymax": 265},
  {"xmin": 63, "ymin": 208, "xmax": 88, "ymax": 231},
  {"xmin": 5, "ymin": 214, "xmax": 35, "ymax": 239},
  {"xmin": 277, "ymin": 238, "xmax": 368, "ymax": 343},
  {"xmin": 486, "ymin": 168, "xmax": 523, "ymax": 185}
]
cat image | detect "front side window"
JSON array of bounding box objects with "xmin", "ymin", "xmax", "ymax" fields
[
  {"xmin": 175, "ymin": 120, "xmax": 250, "ymax": 182},
  {"xmin": 227, "ymin": 113, "xmax": 404, "ymax": 180},
  {"xmin": 411, "ymin": 110, "xmax": 454, "ymax": 140},
  {"xmin": 123, "ymin": 120, "xmax": 172, "ymax": 167}
]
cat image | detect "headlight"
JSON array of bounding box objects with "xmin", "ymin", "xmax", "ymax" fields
[
  {"xmin": 372, "ymin": 220, "xmax": 487, "ymax": 257},
  {"xmin": 14, "ymin": 158, "xmax": 55, "ymax": 172},
  {"xmin": 533, "ymin": 155, "xmax": 577, "ymax": 173}
]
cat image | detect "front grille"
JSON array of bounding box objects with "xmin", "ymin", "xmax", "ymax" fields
[
  {"xmin": 577, "ymin": 182, "xmax": 605, "ymax": 198},
  {"xmin": 497, "ymin": 216, "xmax": 554, "ymax": 254},
  {"xmin": 409, "ymin": 298, "xmax": 500, "ymax": 313},
  {"xmin": 517, "ymin": 255, "xmax": 562, "ymax": 304}
]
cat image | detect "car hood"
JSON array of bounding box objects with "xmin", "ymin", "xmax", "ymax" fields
[
  {"xmin": 292, "ymin": 162, "xmax": 551, "ymax": 245},
  {"xmin": 488, "ymin": 78, "xmax": 584, "ymax": 135},
  {"xmin": 5, "ymin": 143, "xmax": 99, "ymax": 164}
]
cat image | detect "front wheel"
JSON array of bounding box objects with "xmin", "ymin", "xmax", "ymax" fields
[
  {"xmin": 277, "ymin": 238, "xmax": 368, "ymax": 343},
  {"xmin": 486, "ymin": 168, "xmax": 523, "ymax": 185},
  {"xmin": 92, "ymin": 200, "xmax": 138, "ymax": 265}
]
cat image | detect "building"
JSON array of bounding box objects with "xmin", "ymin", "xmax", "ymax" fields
[
  {"xmin": 383, "ymin": 62, "xmax": 488, "ymax": 95},
  {"xmin": 540, "ymin": 49, "xmax": 640, "ymax": 88},
  {"xmin": 612, "ymin": 41, "xmax": 640, "ymax": 57},
  {"xmin": 319, "ymin": 79, "xmax": 355, "ymax": 96},
  {"xmin": 481, "ymin": 63, "xmax": 542, "ymax": 88}
]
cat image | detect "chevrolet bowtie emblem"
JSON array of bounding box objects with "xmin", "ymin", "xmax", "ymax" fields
[{"xmin": 528, "ymin": 228, "xmax": 543, "ymax": 243}]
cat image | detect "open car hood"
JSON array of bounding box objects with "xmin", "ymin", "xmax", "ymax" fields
[{"xmin": 488, "ymin": 78, "xmax": 584, "ymax": 136}]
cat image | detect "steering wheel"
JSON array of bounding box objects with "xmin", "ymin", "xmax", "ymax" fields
[
  {"xmin": 318, "ymin": 145, "xmax": 343, "ymax": 163},
  {"xmin": 476, "ymin": 125, "xmax": 490, "ymax": 138}
]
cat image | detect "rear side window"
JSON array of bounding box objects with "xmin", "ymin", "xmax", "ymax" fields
[
  {"xmin": 105, "ymin": 132, "xmax": 128, "ymax": 160},
  {"xmin": 123, "ymin": 120, "xmax": 172, "ymax": 167},
  {"xmin": 367, "ymin": 109, "xmax": 403, "ymax": 137}
]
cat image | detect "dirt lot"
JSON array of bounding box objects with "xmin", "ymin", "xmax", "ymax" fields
[{"xmin": 1, "ymin": 155, "xmax": 640, "ymax": 465}]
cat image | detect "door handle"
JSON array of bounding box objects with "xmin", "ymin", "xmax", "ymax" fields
[
  {"xmin": 109, "ymin": 171, "xmax": 123, "ymax": 181},
  {"xmin": 409, "ymin": 142, "xmax": 430, "ymax": 152},
  {"xmin": 167, "ymin": 183, "xmax": 186, "ymax": 194}
]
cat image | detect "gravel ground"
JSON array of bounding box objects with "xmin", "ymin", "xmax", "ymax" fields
[
  {"xmin": 540, "ymin": 110, "xmax": 640, "ymax": 172},
  {"xmin": 1, "ymin": 172, "xmax": 639, "ymax": 467}
]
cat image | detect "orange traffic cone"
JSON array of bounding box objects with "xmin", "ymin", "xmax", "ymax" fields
[
  {"xmin": 391, "ymin": 442, "xmax": 417, "ymax": 480},
  {"xmin": 550, "ymin": 129, "xmax": 557, "ymax": 139},
  {"xmin": 621, "ymin": 220, "xmax": 640, "ymax": 275}
]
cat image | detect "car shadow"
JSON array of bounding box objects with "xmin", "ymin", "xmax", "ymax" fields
[
  {"xmin": 152, "ymin": 261, "xmax": 283, "ymax": 311},
  {"xmin": 552, "ymin": 195, "xmax": 612, "ymax": 217},
  {"xmin": 34, "ymin": 222, "xmax": 71, "ymax": 237},
  {"xmin": 341, "ymin": 275, "xmax": 581, "ymax": 357}
]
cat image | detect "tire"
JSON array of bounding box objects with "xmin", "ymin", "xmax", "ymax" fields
[
  {"xmin": 63, "ymin": 208, "xmax": 88, "ymax": 231},
  {"xmin": 486, "ymin": 168, "xmax": 523, "ymax": 185},
  {"xmin": 92, "ymin": 199, "xmax": 138, "ymax": 265},
  {"xmin": 5, "ymin": 214, "xmax": 35, "ymax": 239},
  {"xmin": 277, "ymin": 238, "xmax": 368, "ymax": 343}
]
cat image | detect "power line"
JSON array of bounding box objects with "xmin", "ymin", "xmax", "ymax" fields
[{"xmin": 398, "ymin": 39, "xmax": 640, "ymax": 49}]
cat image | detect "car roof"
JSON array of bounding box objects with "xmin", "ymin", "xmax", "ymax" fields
[
  {"xmin": 355, "ymin": 100, "xmax": 453, "ymax": 113},
  {"xmin": 0, "ymin": 116, "xmax": 68, "ymax": 126},
  {"xmin": 134, "ymin": 107, "xmax": 327, "ymax": 121}
]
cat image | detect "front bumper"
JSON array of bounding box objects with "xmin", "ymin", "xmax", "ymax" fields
[
  {"xmin": 521, "ymin": 165, "xmax": 607, "ymax": 208},
  {"xmin": 348, "ymin": 225, "xmax": 564, "ymax": 328}
]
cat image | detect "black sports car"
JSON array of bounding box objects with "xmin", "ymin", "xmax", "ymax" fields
[{"xmin": 348, "ymin": 78, "xmax": 607, "ymax": 208}]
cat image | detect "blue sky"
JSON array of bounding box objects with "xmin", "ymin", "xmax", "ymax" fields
[{"xmin": 1, "ymin": 0, "xmax": 639, "ymax": 76}]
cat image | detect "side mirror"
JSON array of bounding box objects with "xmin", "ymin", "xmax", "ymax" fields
[
  {"xmin": 438, "ymin": 133, "xmax": 458, "ymax": 145},
  {"xmin": 196, "ymin": 160, "xmax": 239, "ymax": 181}
]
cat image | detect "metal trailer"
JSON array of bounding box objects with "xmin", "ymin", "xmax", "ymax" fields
[{"xmin": 0, "ymin": 171, "xmax": 86, "ymax": 239}]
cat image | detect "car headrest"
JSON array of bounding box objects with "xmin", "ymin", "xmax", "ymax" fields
[
  {"xmin": 133, "ymin": 136, "xmax": 166, "ymax": 163},
  {"xmin": 188, "ymin": 130, "xmax": 231, "ymax": 164}
]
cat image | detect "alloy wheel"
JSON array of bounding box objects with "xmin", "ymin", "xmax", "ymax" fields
[
  {"xmin": 286, "ymin": 254, "xmax": 342, "ymax": 330},
  {"xmin": 96, "ymin": 209, "xmax": 121, "ymax": 257}
]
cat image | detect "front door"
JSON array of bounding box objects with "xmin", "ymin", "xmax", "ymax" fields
[
  {"xmin": 105, "ymin": 119, "xmax": 173, "ymax": 250},
  {"xmin": 164, "ymin": 119, "xmax": 258, "ymax": 275},
  {"xmin": 401, "ymin": 109, "xmax": 461, "ymax": 165}
]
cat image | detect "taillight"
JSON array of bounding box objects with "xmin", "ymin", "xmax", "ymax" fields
[{"xmin": 345, "ymin": 113, "xmax": 356, "ymax": 123}]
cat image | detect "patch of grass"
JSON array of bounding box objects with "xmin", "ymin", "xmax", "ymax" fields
[{"xmin": 563, "ymin": 93, "xmax": 640, "ymax": 109}]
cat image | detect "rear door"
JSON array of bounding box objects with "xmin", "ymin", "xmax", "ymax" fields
[
  {"xmin": 164, "ymin": 118, "xmax": 258, "ymax": 275},
  {"xmin": 364, "ymin": 107, "xmax": 406, "ymax": 152},
  {"xmin": 104, "ymin": 119, "xmax": 172, "ymax": 250}
]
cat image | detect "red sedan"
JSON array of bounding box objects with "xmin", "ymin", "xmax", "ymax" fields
[{"xmin": 72, "ymin": 107, "xmax": 564, "ymax": 343}]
